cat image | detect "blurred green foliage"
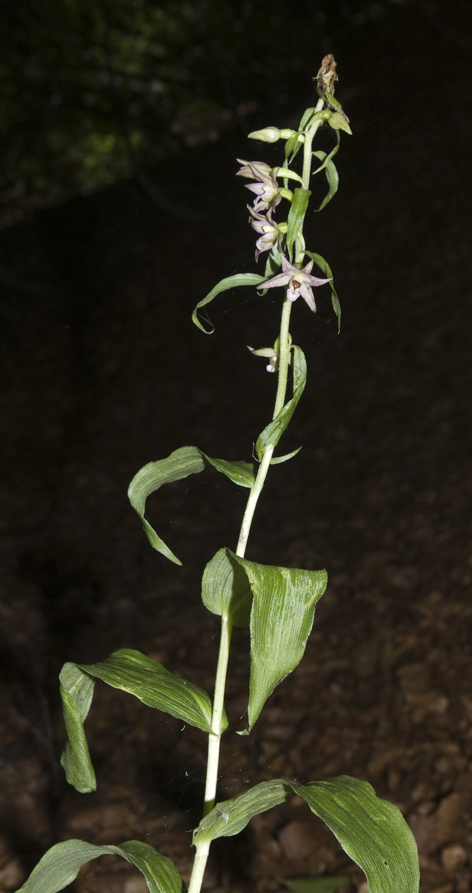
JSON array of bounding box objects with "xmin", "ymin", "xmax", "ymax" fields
[{"xmin": 0, "ymin": 0, "xmax": 407, "ymax": 217}]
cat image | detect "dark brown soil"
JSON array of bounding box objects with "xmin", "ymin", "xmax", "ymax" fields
[{"xmin": 1, "ymin": 6, "xmax": 472, "ymax": 893}]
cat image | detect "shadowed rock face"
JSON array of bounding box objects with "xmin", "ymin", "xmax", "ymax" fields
[{"xmin": 1, "ymin": 6, "xmax": 472, "ymax": 891}]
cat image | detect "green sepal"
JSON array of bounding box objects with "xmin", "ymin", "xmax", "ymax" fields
[
  {"xmin": 292, "ymin": 776, "xmax": 419, "ymax": 893},
  {"xmin": 328, "ymin": 111, "xmax": 352, "ymax": 135},
  {"xmin": 60, "ymin": 650, "xmax": 223, "ymax": 792},
  {"xmin": 16, "ymin": 838, "xmax": 183, "ymax": 893},
  {"xmin": 255, "ymin": 346, "xmax": 306, "ymax": 460},
  {"xmin": 128, "ymin": 446, "xmax": 255, "ymax": 565},
  {"xmin": 286, "ymin": 187, "xmax": 311, "ymax": 260},
  {"xmin": 193, "ymin": 779, "xmax": 292, "ymax": 845},
  {"xmin": 304, "ymin": 251, "xmax": 341, "ymax": 332},
  {"xmin": 312, "ymin": 150, "xmax": 339, "ymax": 211},
  {"xmin": 192, "ymin": 273, "xmax": 266, "ymax": 332},
  {"xmin": 229, "ymin": 554, "xmax": 327, "ymax": 733},
  {"xmin": 201, "ymin": 547, "xmax": 253, "ymax": 627},
  {"xmin": 270, "ymin": 447, "xmax": 302, "ymax": 465}
]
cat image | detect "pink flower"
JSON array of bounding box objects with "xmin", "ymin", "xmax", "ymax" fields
[
  {"xmin": 248, "ymin": 206, "xmax": 281, "ymax": 259},
  {"xmin": 260, "ymin": 255, "xmax": 331, "ymax": 312},
  {"xmin": 236, "ymin": 159, "xmax": 282, "ymax": 211}
]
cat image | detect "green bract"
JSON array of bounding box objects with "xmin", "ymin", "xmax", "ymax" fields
[
  {"xmin": 191, "ymin": 272, "xmax": 266, "ymax": 333},
  {"xmin": 305, "ymin": 251, "xmax": 341, "ymax": 332},
  {"xmin": 255, "ymin": 345, "xmax": 306, "ymax": 459},
  {"xmin": 286, "ymin": 187, "xmax": 312, "ymax": 258}
]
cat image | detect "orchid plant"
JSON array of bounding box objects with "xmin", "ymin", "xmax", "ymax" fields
[{"xmin": 17, "ymin": 57, "xmax": 420, "ymax": 893}]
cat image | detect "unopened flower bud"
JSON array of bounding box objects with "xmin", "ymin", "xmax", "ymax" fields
[
  {"xmin": 327, "ymin": 112, "xmax": 352, "ymax": 135},
  {"xmin": 248, "ymin": 126, "xmax": 298, "ymax": 144},
  {"xmin": 247, "ymin": 345, "xmax": 278, "ymax": 373},
  {"xmin": 248, "ymin": 126, "xmax": 282, "ymax": 143}
]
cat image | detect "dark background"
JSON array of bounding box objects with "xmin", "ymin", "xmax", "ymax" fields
[{"xmin": 1, "ymin": 2, "xmax": 472, "ymax": 891}]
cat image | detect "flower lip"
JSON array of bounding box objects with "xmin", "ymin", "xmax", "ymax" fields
[{"xmin": 260, "ymin": 254, "xmax": 331, "ymax": 312}]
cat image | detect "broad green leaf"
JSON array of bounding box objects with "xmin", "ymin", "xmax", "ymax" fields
[
  {"xmin": 270, "ymin": 447, "xmax": 302, "ymax": 465},
  {"xmin": 281, "ymin": 876, "xmax": 350, "ymax": 893},
  {"xmin": 59, "ymin": 663, "xmax": 96, "ymax": 793},
  {"xmin": 292, "ymin": 777, "xmax": 420, "ymax": 893},
  {"xmin": 312, "ymin": 150, "xmax": 339, "ymax": 211},
  {"xmin": 286, "ymin": 187, "xmax": 311, "ymax": 259},
  {"xmin": 192, "ymin": 774, "xmax": 418, "ymax": 893},
  {"xmin": 60, "ymin": 650, "xmax": 223, "ymax": 792},
  {"xmin": 255, "ymin": 346, "xmax": 306, "ymax": 460},
  {"xmin": 201, "ymin": 547, "xmax": 253, "ymax": 627},
  {"xmin": 128, "ymin": 446, "xmax": 205, "ymax": 565},
  {"xmin": 305, "ymin": 252, "xmax": 341, "ymax": 333},
  {"xmin": 312, "ymin": 129, "xmax": 340, "ymax": 175},
  {"xmin": 78, "ymin": 649, "xmax": 221, "ymax": 732},
  {"xmin": 231, "ymin": 555, "xmax": 327, "ymax": 733},
  {"xmin": 17, "ymin": 838, "xmax": 183, "ymax": 893},
  {"xmin": 128, "ymin": 446, "xmax": 255, "ymax": 565},
  {"xmin": 192, "ymin": 273, "xmax": 266, "ymax": 332},
  {"xmin": 193, "ymin": 779, "xmax": 292, "ymax": 845}
]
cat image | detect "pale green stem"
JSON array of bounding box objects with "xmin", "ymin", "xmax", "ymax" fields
[
  {"xmin": 301, "ymin": 97, "xmax": 324, "ymax": 190},
  {"xmin": 272, "ymin": 298, "xmax": 293, "ymax": 419},
  {"xmin": 188, "ymin": 841, "xmax": 210, "ymax": 893},
  {"xmin": 202, "ymin": 614, "xmax": 232, "ymax": 816},
  {"xmin": 236, "ymin": 297, "xmax": 292, "ymax": 558},
  {"xmin": 187, "ymin": 298, "xmax": 294, "ymax": 893}
]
